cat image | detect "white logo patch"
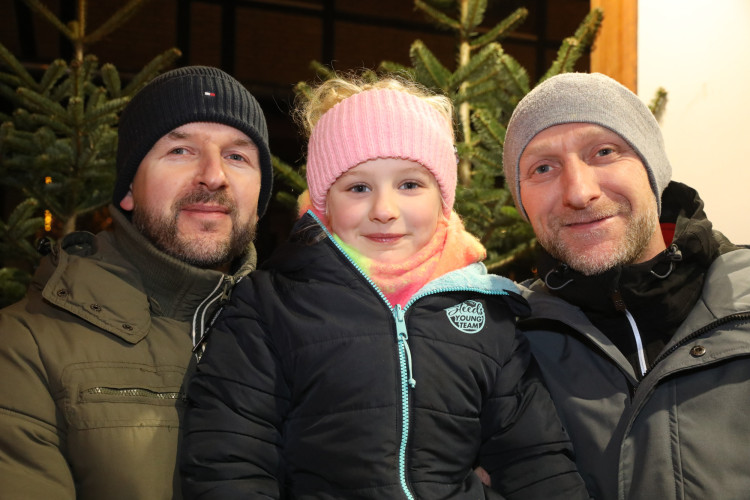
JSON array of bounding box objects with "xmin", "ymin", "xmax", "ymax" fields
[{"xmin": 445, "ymin": 300, "xmax": 485, "ymax": 334}]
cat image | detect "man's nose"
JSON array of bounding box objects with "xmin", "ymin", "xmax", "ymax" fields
[
  {"xmin": 561, "ymin": 158, "xmax": 602, "ymax": 209},
  {"xmin": 195, "ymin": 150, "xmax": 228, "ymax": 190}
]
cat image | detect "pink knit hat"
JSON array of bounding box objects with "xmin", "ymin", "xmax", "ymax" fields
[{"xmin": 306, "ymin": 88, "xmax": 457, "ymax": 216}]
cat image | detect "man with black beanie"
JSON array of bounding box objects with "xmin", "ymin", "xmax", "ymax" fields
[
  {"xmin": 0, "ymin": 66, "xmax": 273, "ymax": 499},
  {"xmin": 502, "ymin": 72, "xmax": 750, "ymax": 499}
]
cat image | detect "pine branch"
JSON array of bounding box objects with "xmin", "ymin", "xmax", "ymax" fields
[
  {"xmin": 448, "ymin": 43, "xmax": 502, "ymax": 91},
  {"xmin": 83, "ymin": 96, "xmax": 130, "ymax": 128},
  {"xmin": 542, "ymin": 37, "xmax": 580, "ymax": 80},
  {"xmin": 410, "ymin": 40, "xmax": 452, "ymax": 90},
  {"xmin": 540, "ymin": 8, "xmax": 602, "ymax": 83},
  {"xmin": 419, "ymin": 0, "xmax": 455, "ymax": 9},
  {"xmin": 16, "ymin": 87, "xmax": 68, "ymax": 117},
  {"xmin": 462, "ymin": 0, "xmax": 488, "ymax": 34},
  {"xmin": 84, "ymin": 0, "xmax": 154, "ymax": 45},
  {"xmin": 24, "ymin": 113, "xmax": 74, "ymax": 136},
  {"xmin": 485, "ymin": 239, "xmax": 536, "ymax": 274},
  {"xmin": 100, "ymin": 63, "xmax": 122, "ymax": 98},
  {"xmin": 21, "ymin": 0, "xmax": 75, "ymax": 39},
  {"xmin": 415, "ymin": 0, "xmax": 461, "ymax": 30},
  {"xmin": 573, "ymin": 8, "xmax": 603, "ymax": 50},
  {"xmin": 309, "ymin": 60, "xmax": 337, "ymax": 80},
  {"xmin": 471, "ymin": 8, "xmax": 527, "ymax": 49},
  {"xmin": 649, "ymin": 87, "xmax": 668, "ymax": 122},
  {"xmin": 38, "ymin": 60, "xmax": 68, "ymax": 94},
  {"xmin": 0, "ymin": 42, "xmax": 38, "ymax": 89},
  {"xmin": 122, "ymin": 48, "xmax": 182, "ymax": 95},
  {"xmin": 471, "ymin": 108, "xmax": 506, "ymax": 153},
  {"xmin": 378, "ymin": 61, "xmax": 416, "ymax": 80},
  {"xmin": 0, "ymin": 198, "xmax": 43, "ymax": 261},
  {"xmin": 272, "ymin": 155, "xmax": 307, "ymax": 210},
  {"xmin": 497, "ymin": 53, "xmax": 530, "ymax": 98}
]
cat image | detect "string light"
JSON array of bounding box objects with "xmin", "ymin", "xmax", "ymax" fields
[{"xmin": 44, "ymin": 176, "xmax": 52, "ymax": 231}]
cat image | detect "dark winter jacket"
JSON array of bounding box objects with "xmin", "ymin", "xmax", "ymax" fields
[
  {"xmin": 181, "ymin": 212, "xmax": 589, "ymax": 500},
  {"xmin": 0, "ymin": 206, "xmax": 256, "ymax": 500},
  {"xmin": 519, "ymin": 182, "xmax": 750, "ymax": 499}
]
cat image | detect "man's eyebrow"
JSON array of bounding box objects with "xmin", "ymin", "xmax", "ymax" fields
[
  {"xmin": 232, "ymin": 138, "xmax": 258, "ymax": 149},
  {"xmin": 164, "ymin": 130, "xmax": 257, "ymax": 149},
  {"xmin": 166, "ymin": 130, "xmax": 188, "ymax": 140}
]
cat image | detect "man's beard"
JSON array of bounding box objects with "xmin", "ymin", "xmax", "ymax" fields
[
  {"xmin": 538, "ymin": 201, "xmax": 658, "ymax": 276},
  {"xmin": 132, "ymin": 189, "xmax": 256, "ymax": 270}
]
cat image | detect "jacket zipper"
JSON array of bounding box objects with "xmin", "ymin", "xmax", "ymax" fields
[
  {"xmin": 307, "ymin": 211, "xmax": 511, "ymax": 499},
  {"xmin": 393, "ymin": 305, "xmax": 416, "ymax": 500},
  {"xmin": 81, "ymin": 387, "xmax": 186, "ymax": 400},
  {"xmin": 192, "ymin": 275, "xmax": 234, "ymax": 360},
  {"xmin": 307, "ymin": 212, "xmax": 416, "ymax": 498}
]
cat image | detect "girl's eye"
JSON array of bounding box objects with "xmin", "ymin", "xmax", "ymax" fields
[
  {"xmin": 349, "ymin": 184, "xmax": 370, "ymax": 193},
  {"xmin": 400, "ymin": 181, "xmax": 421, "ymax": 190}
]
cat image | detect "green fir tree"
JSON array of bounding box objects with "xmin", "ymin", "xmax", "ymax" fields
[
  {"xmin": 0, "ymin": 0, "xmax": 180, "ymax": 307},
  {"xmin": 277, "ymin": 0, "xmax": 603, "ymax": 278}
]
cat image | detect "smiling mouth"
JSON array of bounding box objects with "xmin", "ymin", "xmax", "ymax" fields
[
  {"xmin": 181, "ymin": 203, "xmax": 230, "ymax": 215},
  {"xmin": 566, "ymin": 217, "xmax": 606, "ymax": 227},
  {"xmin": 365, "ymin": 233, "xmax": 403, "ymax": 243},
  {"xmin": 563, "ymin": 211, "xmax": 619, "ymax": 228}
]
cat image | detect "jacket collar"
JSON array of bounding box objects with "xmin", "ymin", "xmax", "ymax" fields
[
  {"xmin": 40, "ymin": 206, "xmax": 256, "ymax": 345},
  {"xmin": 111, "ymin": 207, "xmax": 256, "ymax": 320},
  {"xmin": 522, "ymin": 182, "xmax": 749, "ymax": 371},
  {"xmin": 534, "ymin": 182, "xmax": 725, "ymax": 316}
]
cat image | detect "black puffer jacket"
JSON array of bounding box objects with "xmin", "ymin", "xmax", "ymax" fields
[{"xmin": 181, "ymin": 213, "xmax": 588, "ymax": 499}]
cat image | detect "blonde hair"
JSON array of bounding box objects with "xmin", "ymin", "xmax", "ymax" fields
[{"xmin": 295, "ymin": 73, "xmax": 455, "ymax": 140}]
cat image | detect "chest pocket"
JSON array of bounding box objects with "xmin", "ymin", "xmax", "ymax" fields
[{"xmin": 61, "ymin": 362, "xmax": 187, "ymax": 430}]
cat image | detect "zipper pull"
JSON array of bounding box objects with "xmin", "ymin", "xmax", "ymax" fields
[
  {"xmin": 394, "ymin": 306, "xmax": 416, "ymax": 389},
  {"xmin": 611, "ymin": 289, "xmax": 627, "ymax": 312}
]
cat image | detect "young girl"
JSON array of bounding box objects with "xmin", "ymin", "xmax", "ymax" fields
[{"xmin": 181, "ymin": 75, "xmax": 588, "ymax": 499}]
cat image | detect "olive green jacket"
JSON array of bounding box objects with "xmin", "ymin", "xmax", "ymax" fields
[{"xmin": 0, "ymin": 206, "xmax": 256, "ymax": 500}]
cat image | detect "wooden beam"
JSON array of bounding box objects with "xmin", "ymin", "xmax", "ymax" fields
[{"xmin": 590, "ymin": 0, "xmax": 638, "ymax": 92}]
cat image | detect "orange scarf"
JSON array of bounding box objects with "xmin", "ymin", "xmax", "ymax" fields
[{"xmin": 299, "ymin": 191, "xmax": 486, "ymax": 306}]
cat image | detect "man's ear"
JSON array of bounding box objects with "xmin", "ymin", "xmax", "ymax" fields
[{"xmin": 119, "ymin": 185, "xmax": 134, "ymax": 211}]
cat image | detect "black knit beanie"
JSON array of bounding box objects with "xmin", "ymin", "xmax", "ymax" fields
[{"xmin": 114, "ymin": 66, "xmax": 273, "ymax": 217}]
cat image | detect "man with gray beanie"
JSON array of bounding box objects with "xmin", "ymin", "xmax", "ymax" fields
[
  {"xmin": 0, "ymin": 65, "xmax": 273, "ymax": 499},
  {"xmin": 502, "ymin": 72, "xmax": 750, "ymax": 499}
]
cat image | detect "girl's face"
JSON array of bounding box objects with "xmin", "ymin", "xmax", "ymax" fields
[{"xmin": 326, "ymin": 158, "xmax": 443, "ymax": 264}]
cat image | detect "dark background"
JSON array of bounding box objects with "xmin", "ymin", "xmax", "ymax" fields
[{"xmin": 0, "ymin": 0, "xmax": 591, "ymax": 261}]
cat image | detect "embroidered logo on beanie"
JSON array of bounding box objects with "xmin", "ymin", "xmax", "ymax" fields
[{"xmin": 445, "ymin": 300, "xmax": 486, "ymax": 334}]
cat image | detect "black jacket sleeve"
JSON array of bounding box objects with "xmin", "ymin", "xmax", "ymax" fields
[
  {"xmin": 479, "ymin": 325, "xmax": 590, "ymax": 499},
  {"xmin": 180, "ymin": 281, "xmax": 289, "ymax": 499}
]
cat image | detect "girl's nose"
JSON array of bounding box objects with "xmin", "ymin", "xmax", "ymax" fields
[{"xmin": 369, "ymin": 189, "xmax": 398, "ymax": 223}]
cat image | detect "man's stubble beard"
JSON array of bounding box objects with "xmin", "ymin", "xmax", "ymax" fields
[
  {"xmin": 132, "ymin": 189, "xmax": 256, "ymax": 270},
  {"xmin": 538, "ymin": 201, "xmax": 658, "ymax": 276}
]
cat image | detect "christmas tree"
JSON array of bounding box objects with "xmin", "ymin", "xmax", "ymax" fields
[{"xmin": 0, "ymin": 0, "xmax": 180, "ymax": 307}]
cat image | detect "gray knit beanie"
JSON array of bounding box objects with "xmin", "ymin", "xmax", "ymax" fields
[
  {"xmin": 503, "ymin": 72, "xmax": 671, "ymax": 220},
  {"xmin": 114, "ymin": 66, "xmax": 273, "ymax": 217}
]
